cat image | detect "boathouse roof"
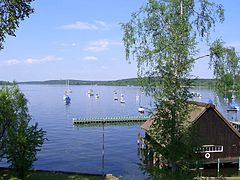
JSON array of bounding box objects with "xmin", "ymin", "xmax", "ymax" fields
[{"xmin": 141, "ymin": 101, "xmax": 240, "ymax": 139}]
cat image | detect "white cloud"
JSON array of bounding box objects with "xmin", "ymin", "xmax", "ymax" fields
[
  {"xmin": 71, "ymin": 43, "xmax": 77, "ymax": 47},
  {"xmin": 24, "ymin": 56, "xmax": 63, "ymax": 64},
  {"xmin": 95, "ymin": 20, "xmax": 111, "ymax": 29},
  {"xmin": 84, "ymin": 39, "xmax": 123, "ymax": 52},
  {"xmin": 84, "ymin": 56, "xmax": 98, "ymax": 61},
  {"xmin": 60, "ymin": 42, "xmax": 78, "ymax": 47},
  {"xmin": 1, "ymin": 59, "xmax": 21, "ymax": 66},
  {"xmin": 84, "ymin": 39, "xmax": 110, "ymax": 52},
  {"xmin": 0, "ymin": 56, "xmax": 63, "ymax": 66},
  {"xmin": 61, "ymin": 20, "xmax": 110, "ymax": 30}
]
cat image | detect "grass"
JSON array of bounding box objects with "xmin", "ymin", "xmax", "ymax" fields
[{"xmin": 0, "ymin": 168, "xmax": 117, "ymax": 180}]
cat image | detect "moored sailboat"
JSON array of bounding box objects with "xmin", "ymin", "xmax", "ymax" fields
[
  {"xmin": 63, "ymin": 93, "xmax": 71, "ymax": 104},
  {"xmin": 64, "ymin": 80, "xmax": 72, "ymax": 94},
  {"xmin": 87, "ymin": 89, "xmax": 94, "ymax": 96},
  {"xmin": 113, "ymin": 90, "xmax": 118, "ymax": 100},
  {"xmin": 63, "ymin": 80, "xmax": 71, "ymax": 104},
  {"xmin": 120, "ymin": 93, "xmax": 125, "ymax": 103}
]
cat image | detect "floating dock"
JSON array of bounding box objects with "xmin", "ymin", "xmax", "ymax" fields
[{"xmin": 73, "ymin": 115, "xmax": 150, "ymax": 124}]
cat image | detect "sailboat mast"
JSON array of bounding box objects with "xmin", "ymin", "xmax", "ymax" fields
[
  {"xmin": 68, "ymin": 80, "xmax": 70, "ymax": 91},
  {"xmin": 139, "ymin": 92, "xmax": 141, "ymax": 106}
]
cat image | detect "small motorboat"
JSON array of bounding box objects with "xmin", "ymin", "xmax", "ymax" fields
[
  {"xmin": 87, "ymin": 89, "xmax": 94, "ymax": 96},
  {"xmin": 229, "ymin": 101, "xmax": 239, "ymax": 111},
  {"xmin": 138, "ymin": 106, "xmax": 144, "ymax": 113},
  {"xmin": 95, "ymin": 93, "xmax": 99, "ymax": 99}
]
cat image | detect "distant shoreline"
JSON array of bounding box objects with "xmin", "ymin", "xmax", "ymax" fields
[{"xmin": 0, "ymin": 78, "xmax": 215, "ymax": 87}]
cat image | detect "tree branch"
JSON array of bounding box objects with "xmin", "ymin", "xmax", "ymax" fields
[{"xmin": 193, "ymin": 54, "xmax": 210, "ymax": 61}]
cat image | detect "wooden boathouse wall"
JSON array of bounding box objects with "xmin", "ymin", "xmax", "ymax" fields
[
  {"xmin": 141, "ymin": 102, "xmax": 240, "ymax": 163},
  {"xmin": 193, "ymin": 106, "xmax": 240, "ymax": 160}
]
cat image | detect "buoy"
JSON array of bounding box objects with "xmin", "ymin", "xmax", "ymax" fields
[{"xmin": 205, "ymin": 153, "xmax": 210, "ymax": 159}]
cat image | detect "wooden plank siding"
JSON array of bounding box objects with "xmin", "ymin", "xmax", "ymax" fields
[
  {"xmin": 141, "ymin": 102, "xmax": 240, "ymax": 163},
  {"xmin": 194, "ymin": 107, "xmax": 240, "ymax": 160}
]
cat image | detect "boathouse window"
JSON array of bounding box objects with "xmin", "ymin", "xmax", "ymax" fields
[{"xmin": 194, "ymin": 145, "xmax": 223, "ymax": 153}]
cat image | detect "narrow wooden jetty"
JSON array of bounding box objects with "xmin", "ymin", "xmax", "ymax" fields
[{"xmin": 73, "ymin": 115, "xmax": 150, "ymax": 124}]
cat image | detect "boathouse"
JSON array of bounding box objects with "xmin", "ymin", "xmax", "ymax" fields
[{"xmin": 141, "ymin": 101, "xmax": 240, "ymax": 163}]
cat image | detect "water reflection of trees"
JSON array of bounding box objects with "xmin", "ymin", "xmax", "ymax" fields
[{"xmin": 137, "ymin": 138, "xmax": 196, "ymax": 180}]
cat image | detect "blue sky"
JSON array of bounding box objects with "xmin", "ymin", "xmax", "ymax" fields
[{"xmin": 0, "ymin": 0, "xmax": 240, "ymax": 82}]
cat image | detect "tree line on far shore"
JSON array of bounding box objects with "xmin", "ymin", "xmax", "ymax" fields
[{"xmin": 0, "ymin": 78, "xmax": 216, "ymax": 87}]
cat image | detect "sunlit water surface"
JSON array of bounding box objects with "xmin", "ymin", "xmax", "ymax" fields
[{"xmin": 1, "ymin": 85, "xmax": 239, "ymax": 179}]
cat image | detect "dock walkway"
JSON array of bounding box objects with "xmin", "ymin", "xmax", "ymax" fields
[{"xmin": 73, "ymin": 115, "xmax": 150, "ymax": 124}]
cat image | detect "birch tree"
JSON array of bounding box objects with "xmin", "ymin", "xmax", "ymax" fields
[{"xmin": 122, "ymin": 0, "xmax": 224, "ymax": 171}]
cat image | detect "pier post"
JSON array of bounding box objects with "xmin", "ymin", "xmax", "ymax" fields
[
  {"xmin": 137, "ymin": 132, "xmax": 140, "ymax": 145},
  {"xmin": 141, "ymin": 138, "xmax": 145, "ymax": 149},
  {"xmin": 217, "ymin": 158, "xmax": 220, "ymax": 176},
  {"xmin": 137, "ymin": 144, "xmax": 140, "ymax": 160},
  {"xmin": 102, "ymin": 122, "xmax": 105, "ymax": 177},
  {"xmin": 238, "ymin": 157, "xmax": 240, "ymax": 172}
]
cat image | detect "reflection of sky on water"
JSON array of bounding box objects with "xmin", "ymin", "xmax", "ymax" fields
[{"xmin": 0, "ymin": 85, "xmax": 239, "ymax": 179}]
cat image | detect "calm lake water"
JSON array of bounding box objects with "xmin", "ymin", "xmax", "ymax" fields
[{"xmin": 1, "ymin": 85, "xmax": 240, "ymax": 179}]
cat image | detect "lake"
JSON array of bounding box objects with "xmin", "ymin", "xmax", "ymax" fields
[{"xmin": 1, "ymin": 85, "xmax": 240, "ymax": 179}]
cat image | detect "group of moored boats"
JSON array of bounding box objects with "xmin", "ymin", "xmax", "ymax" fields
[
  {"xmin": 113, "ymin": 91, "xmax": 126, "ymax": 104},
  {"xmin": 113, "ymin": 91, "xmax": 145, "ymax": 113},
  {"xmin": 224, "ymin": 84, "xmax": 239, "ymax": 111},
  {"xmin": 62, "ymin": 81, "xmax": 145, "ymax": 113},
  {"xmin": 63, "ymin": 81, "xmax": 240, "ymax": 114},
  {"xmin": 192, "ymin": 90, "xmax": 240, "ymax": 111},
  {"xmin": 64, "ymin": 80, "xmax": 240, "ymax": 113},
  {"xmin": 226, "ymin": 94, "xmax": 239, "ymax": 111},
  {"xmin": 87, "ymin": 89, "xmax": 99, "ymax": 99}
]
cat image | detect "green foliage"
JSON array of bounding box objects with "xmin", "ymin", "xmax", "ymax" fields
[
  {"xmin": 209, "ymin": 39, "xmax": 240, "ymax": 94},
  {"xmin": 122, "ymin": 0, "xmax": 224, "ymax": 172},
  {"xmin": 0, "ymin": 83, "xmax": 25, "ymax": 158},
  {"xmin": 13, "ymin": 78, "xmax": 215, "ymax": 87},
  {"xmin": 192, "ymin": 79, "xmax": 215, "ymax": 87},
  {"xmin": 149, "ymin": 101, "xmax": 200, "ymax": 170},
  {"xmin": 0, "ymin": 81, "xmax": 12, "ymax": 85},
  {"xmin": 6, "ymin": 122, "xmax": 46, "ymax": 179},
  {"xmin": 0, "ymin": 0, "xmax": 35, "ymax": 50},
  {"xmin": 0, "ymin": 168, "xmax": 105, "ymax": 180},
  {"xmin": 0, "ymin": 84, "xmax": 46, "ymax": 179}
]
